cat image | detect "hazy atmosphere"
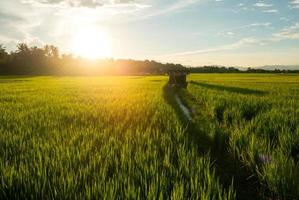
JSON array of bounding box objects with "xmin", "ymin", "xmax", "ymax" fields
[
  {"xmin": 1, "ymin": 0, "xmax": 299, "ymax": 67},
  {"xmin": 1, "ymin": 1, "xmax": 299, "ymax": 200}
]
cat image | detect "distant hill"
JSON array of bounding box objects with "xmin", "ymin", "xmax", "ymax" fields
[
  {"xmin": 189, "ymin": 65, "xmax": 299, "ymax": 73},
  {"xmin": 258, "ymin": 65, "xmax": 299, "ymax": 71}
]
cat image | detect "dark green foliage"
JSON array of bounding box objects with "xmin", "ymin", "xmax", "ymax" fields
[
  {"xmin": 291, "ymin": 142, "xmax": 299, "ymax": 162},
  {"xmin": 189, "ymin": 66, "xmax": 240, "ymax": 73}
]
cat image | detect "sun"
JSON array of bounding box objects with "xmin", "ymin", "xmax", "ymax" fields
[{"xmin": 72, "ymin": 28, "xmax": 111, "ymax": 59}]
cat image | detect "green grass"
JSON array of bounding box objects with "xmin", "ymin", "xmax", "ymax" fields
[
  {"xmin": 0, "ymin": 76, "xmax": 234, "ymax": 200},
  {"xmin": 0, "ymin": 74, "xmax": 298, "ymax": 199},
  {"xmin": 183, "ymin": 74, "xmax": 299, "ymax": 199}
]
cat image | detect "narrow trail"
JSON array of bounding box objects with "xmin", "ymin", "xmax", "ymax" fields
[
  {"xmin": 163, "ymin": 84, "xmax": 274, "ymax": 200},
  {"xmin": 174, "ymin": 94, "xmax": 192, "ymax": 121}
]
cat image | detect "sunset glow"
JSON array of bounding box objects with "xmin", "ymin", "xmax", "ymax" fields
[
  {"xmin": 1, "ymin": 0, "xmax": 299, "ymax": 66},
  {"xmin": 72, "ymin": 28, "xmax": 111, "ymax": 59}
]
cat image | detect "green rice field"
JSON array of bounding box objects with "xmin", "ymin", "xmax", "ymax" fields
[{"xmin": 0, "ymin": 74, "xmax": 298, "ymax": 199}]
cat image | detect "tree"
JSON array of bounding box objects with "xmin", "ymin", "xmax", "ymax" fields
[
  {"xmin": 17, "ymin": 43, "xmax": 30, "ymax": 54},
  {"xmin": 0, "ymin": 44, "xmax": 7, "ymax": 58},
  {"xmin": 44, "ymin": 45, "xmax": 59, "ymax": 59}
]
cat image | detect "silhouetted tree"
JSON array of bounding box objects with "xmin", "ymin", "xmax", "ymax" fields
[
  {"xmin": 16, "ymin": 43, "xmax": 30, "ymax": 54},
  {"xmin": 0, "ymin": 44, "xmax": 7, "ymax": 57},
  {"xmin": 0, "ymin": 44, "xmax": 8, "ymax": 73},
  {"xmin": 0, "ymin": 43, "xmax": 298, "ymax": 75},
  {"xmin": 189, "ymin": 66, "xmax": 240, "ymax": 73},
  {"xmin": 44, "ymin": 45, "xmax": 59, "ymax": 59}
]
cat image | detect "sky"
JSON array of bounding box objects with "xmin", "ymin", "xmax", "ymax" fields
[{"xmin": 1, "ymin": 0, "xmax": 299, "ymax": 67}]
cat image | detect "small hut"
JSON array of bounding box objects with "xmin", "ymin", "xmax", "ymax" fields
[{"xmin": 168, "ymin": 69, "xmax": 189, "ymax": 88}]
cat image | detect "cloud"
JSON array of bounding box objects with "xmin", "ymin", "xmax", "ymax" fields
[
  {"xmin": 280, "ymin": 17, "xmax": 290, "ymax": 22},
  {"xmin": 138, "ymin": 0, "xmax": 204, "ymax": 19},
  {"xmin": 20, "ymin": 0, "xmax": 202, "ymax": 20},
  {"xmin": 254, "ymin": 2, "xmax": 273, "ymax": 8},
  {"xmin": 289, "ymin": 0, "xmax": 299, "ymax": 9},
  {"xmin": 273, "ymin": 22, "xmax": 299, "ymax": 39},
  {"xmin": 22, "ymin": 0, "xmax": 138, "ymax": 8},
  {"xmin": 249, "ymin": 22, "xmax": 271, "ymax": 27},
  {"xmin": 253, "ymin": 2, "xmax": 278, "ymax": 13},
  {"xmin": 158, "ymin": 22, "xmax": 299, "ymax": 59},
  {"xmin": 217, "ymin": 31, "xmax": 235, "ymax": 37},
  {"xmin": 234, "ymin": 3, "xmax": 251, "ymax": 11},
  {"xmin": 0, "ymin": 11, "xmax": 29, "ymax": 45},
  {"xmin": 0, "ymin": 0, "xmax": 51, "ymax": 50},
  {"xmin": 216, "ymin": 22, "xmax": 271, "ymax": 36},
  {"xmin": 262, "ymin": 9, "xmax": 278, "ymax": 13},
  {"xmin": 226, "ymin": 32, "xmax": 234, "ymax": 35},
  {"xmin": 0, "ymin": 11, "xmax": 25, "ymax": 22},
  {"xmin": 157, "ymin": 38, "xmax": 259, "ymax": 57}
]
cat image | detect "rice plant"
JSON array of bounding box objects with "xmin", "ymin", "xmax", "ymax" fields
[
  {"xmin": 186, "ymin": 73, "xmax": 299, "ymax": 199},
  {"xmin": 0, "ymin": 76, "xmax": 234, "ymax": 200}
]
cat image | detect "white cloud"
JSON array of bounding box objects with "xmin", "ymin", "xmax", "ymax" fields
[
  {"xmin": 253, "ymin": 1, "xmax": 279, "ymax": 13},
  {"xmin": 235, "ymin": 3, "xmax": 250, "ymax": 11},
  {"xmin": 158, "ymin": 22, "xmax": 299, "ymax": 59},
  {"xmin": 216, "ymin": 22, "xmax": 271, "ymax": 36},
  {"xmin": 273, "ymin": 23, "xmax": 299, "ymax": 39},
  {"xmin": 250, "ymin": 22, "xmax": 272, "ymax": 27},
  {"xmin": 0, "ymin": 0, "xmax": 47, "ymax": 50},
  {"xmin": 289, "ymin": 0, "xmax": 299, "ymax": 9},
  {"xmin": 254, "ymin": 2, "xmax": 273, "ymax": 8},
  {"xmin": 157, "ymin": 38, "xmax": 259, "ymax": 57},
  {"xmin": 262, "ymin": 9, "xmax": 278, "ymax": 13},
  {"xmin": 138, "ymin": 0, "xmax": 204, "ymax": 19},
  {"xmin": 226, "ymin": 31, "xmax": 234, "ymax": 35},
  {"xmin": 21, "ymin": 0, "xmax": 140, "ymax": 8}
]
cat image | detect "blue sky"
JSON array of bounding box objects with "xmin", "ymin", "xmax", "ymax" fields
[{"xmin": 1, "ymin": 0, "xmax": 299, "ymax": 67}]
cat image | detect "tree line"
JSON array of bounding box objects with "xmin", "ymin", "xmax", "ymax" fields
[
  {"xmin": 188, "ymin": 66, "xmax": 299, "ymax": 73},
  {"xmin": 0, "ymin": 43, "xmax": 185, "ymax": 75},
  {"xmin": 0, "ymin": 43, "xmax": 298, "ymax": 75}
]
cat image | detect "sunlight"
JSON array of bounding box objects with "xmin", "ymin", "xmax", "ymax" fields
[{"xmin": 72, "ymin": 28, "xmax": 111, "ymax": 59}]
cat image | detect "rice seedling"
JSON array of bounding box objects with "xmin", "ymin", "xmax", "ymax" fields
[
  {"xmin": 0, "ymin": 76, "xmax": 234, "ymax": 200},
  {"xmin": 185, "ymin": 73, "xmax": 299, "ymax": 199}
]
